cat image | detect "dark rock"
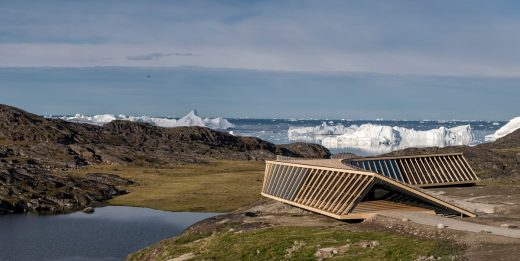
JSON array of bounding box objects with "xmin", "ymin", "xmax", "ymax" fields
[
  {"xmin": 276, "ymin": 142, "xmax": 331, "ymax": 159},
  {"xmin": 244, "ymin": 211, "xmax": 257, "ymax": 217},
  {"xmin": 84, "ymin": 173, "xmax": 134, "ymax": 186},
  {"xmin": 0, "ymin": 163, "xmax": 127, "ymax": 215},
  {"xmin": 0, "ymin": 147, "xmax": 14, "ymax": 158},
  {"xmin": 82, "ymin": 207, "xmax": 95, "ymax": 213}
]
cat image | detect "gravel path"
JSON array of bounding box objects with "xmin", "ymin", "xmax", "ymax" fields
[{"xmin": 381, "ymin": 211, "xmax": 520, "ymax": 239}]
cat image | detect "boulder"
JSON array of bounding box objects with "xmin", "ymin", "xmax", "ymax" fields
[{"xmin": 82, "ymin": 207, "xmax": 95, "ymax": 214}]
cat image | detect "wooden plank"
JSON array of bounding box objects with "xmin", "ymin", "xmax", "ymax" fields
[
  {"xmin": 332, "ymin": 175, "xmax": 367, "ymax": 214},
  {"xmin": 348, "ymin": 152, "xmax": 463, "ymax": 161},
  {"xmin": 366, "ymin": 160, "xmax": 374, "ymax": 172},
  {"xmin": 285, "ymin": 167, "xmax": 307, "ymax": 200},
  {"xmin": 421, "ymin": 157, "xmax": 438, "ymax": 183},
  {"xmin": 273, "ymin": 165, "xmax": 292, "ymax": 196},
  {"xmin": 382, "ymin": 160, "xmax": 394, "ymax": 180},
  {"xmin": 429, "ymin": 157, "xmax": 448, "ymax": 183},
  {"xmin": 337, "ymin": 176, "xmax": 373, "ymax": 215},
  {"xmin": 271, "ymin": 164, "xmax": 289, "ymax": 196},
  {"xmin": 322, "ymin": 173, "xmax": 352, "ymax": 211},
  {"xmin": 416, "ymin": 180, "xmax": 477, "ymax": 187},
  {"xmin": 460, "ymin": 154, "xmax": 479, "ymax": 180},
  {"xmin": 293, "ymin": 168, "xmax": 318, "ymax": 201},
  {"xmin": 450, "ymin": 155, "xmax": 470, "ymax": 181},
  {"xmin": 266, "ymin": 160, "xmax": 375, "ymax": 176},
  {"xmin": 387, "ymin": 159, "xmax": 400, "ymax": 182},
  {"xmin": 282, "ymin": 166, "xmax": 304, "ymax": 198},
  {"xmin": 375, "ymin": 175, "xmax": 476, "ymax": 217},
  {"xmin": 261, "ymin": 192, "xmax": 342, "ymax": 219},
  {"xmin": 279, "ymin": 166, "xmax": 301, "ymax": 199},
  {"xmin": 455, "ymin": 154, "xmax": 472, "ymax": 179},
  {"xmin": 401, "ymin": 158, "xmax": 418, "ymax": 185},
  {"xmin": 445, "ymin": 155, "xmax": 466, "ymax": 181},
  {"xmin": 306, "ymin": 170, "xmax": 333, "ymax": 206},
  {"xmin": 318, "ymin": 172, "xmax": 347, "ymax": 209},
  {"xmin": 300, "ymin": 169, "xmax": 328, "ymax": 205},
  {"xmin": 297, "ymin": 168, "xmax": 323, "ymax": 203},
  {"xmin": 315, "ymin": 171, "xmax": 343, "ymax": 209},
  {"xmin": 261, "ymin": 162, "xmax": 272, "ymax": 193},
  {"xmin": 351, "ymin": 200, "xmax": 432, "ymax": 213},
  {"xmin": 341, "ymin": 177, "xmax": 375, "ymax": 214},
  {"xmin": 328, "ymin": 174, "xmax": 363, "ymax": 213},
  {"xmin": 265, "ymin": 163, "xmax": 281, "ymax": 194},
  {"xmin": 441, "ymin": 156, "xmax": 463, "ymax": 181},
  {"xmin": 434, "ymin": 156, "xmax": 453, "ymax": 182},
  {"xmin": 412, "ymin": 158, "xmax": 429, "ymax": 184},
  {"xmin": 309, "ymin": 170, "xmax": 336, "ymax": 207}
]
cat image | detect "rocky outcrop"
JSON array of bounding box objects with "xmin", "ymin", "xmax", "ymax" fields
[
  {"xmin": 276, "ymin": 142, "xmax": 331, "ymax": 159},
  {"xmin": 0, "ymin": 104, "xmax": 330, "ymax": 168},
  {"xmin": 0, "ymin": 161, "xmax": 131, "ymax": 214},
  {"xmin": 0, "ymin": 104, "xmax": 330, "ymax": 215}
]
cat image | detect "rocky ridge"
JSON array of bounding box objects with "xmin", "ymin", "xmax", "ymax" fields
[{"xmin": 0, "ymin": 104, "xmax": 330, "ymax": 214}]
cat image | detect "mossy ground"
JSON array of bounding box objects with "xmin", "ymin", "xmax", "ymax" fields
[
  {"xmin": 128, "ymin": 226, "xmax": 462, "ymax": 261},
  {"xmin": 71, "ymin": 160, "xmax": 464, "ymax": 260},
  {"xmin": 70, "ymin": 160, "xmax": 265, "ymax": 212}
]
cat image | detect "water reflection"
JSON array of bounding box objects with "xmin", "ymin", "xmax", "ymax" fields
[{"xmin": 0, "ymin": 206, "xmax": 219, "ymax": 261}]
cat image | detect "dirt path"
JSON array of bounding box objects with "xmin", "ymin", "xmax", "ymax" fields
[{"xmin": 380, "ymin": 211, "xmax": 520, "ymax": 239}]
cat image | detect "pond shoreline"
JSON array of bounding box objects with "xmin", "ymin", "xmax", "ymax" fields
[{"xmin": 0, "ymin": 206, "xmax": 220, "ymax": 261}]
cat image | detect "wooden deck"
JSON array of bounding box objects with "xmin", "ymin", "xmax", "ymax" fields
[{"xmin": 350, "ymin": 200, "xmax": 435, "ymax": 214}]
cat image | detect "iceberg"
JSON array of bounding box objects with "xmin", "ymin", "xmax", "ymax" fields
[
  {"xmin": 203, "ymin": 116, "xmax": 235, "ymax": 130},
  {"xmin": 288, "ymin": 123, "xmax": 349, "ymax": 142},
  {"xmin": 485, "ymin": 116, "xmax": 520, "ymax": 141},
  {"xmin": 176, "ymin": 110, "xmax": 206, "ymax": 127},
  {"xmin": 289, "ymin": 122, "xmax": 474, "ymax": 154},
  {"xmin": 175, "ymin": 110, "xmax": 234, "ymax": 129},
  {"xmin": 56, "ymin": 110, "xmax": 234, "ymax": 130},
  {"xmin": 58, "ymin": 113, "xmax": 120, "ymax": 125}
]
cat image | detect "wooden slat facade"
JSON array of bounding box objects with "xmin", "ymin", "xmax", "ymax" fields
[
  {"xmin": 345, "ymin": 153, "xmax": 478, "ymax": 187},
  {"xmin": 261, "ymin": 159, "xmax": 477, "ymax": 220}
]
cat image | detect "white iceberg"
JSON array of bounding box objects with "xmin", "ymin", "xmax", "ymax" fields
[
  {"xmin": 485, "ymin": 116, "xmax": 520, "ymax": 141},
  {"xmin": 288, "ymin": 122, "xmax": 349, "ymax": 142},
  {"xmin": 59, "ymin": 113, "xmax": 120, "ymax": 125},
  {"xmin": 203, "ymin": 116, "xmax": 235, "ymax": 130},
  {"xmin": 289, "ymin": 122, "xmax": 474, "ymax": 154},
  {"xmin": 176, "ymin": 110, "xmax": 234, "ymax": 129},
  {"xmin": 57, "ymin": 110, "xmax": 234, "ymax": 130}
]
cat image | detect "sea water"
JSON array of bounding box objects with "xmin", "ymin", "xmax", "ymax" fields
[{"xmin": 227, "ymin": 119, "xmax": 504, "ymax": 155}]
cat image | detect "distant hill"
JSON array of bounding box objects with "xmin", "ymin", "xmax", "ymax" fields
[
  {"xmin": 0, "ymin": 104, "xmax": 330, "ymax": 168},
  {"xmin": 0, "ymin": 104, "xmax": 330, "ymax": 215}
]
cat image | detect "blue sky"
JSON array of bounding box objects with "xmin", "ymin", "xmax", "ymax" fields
[{"xmin": 0, "ymin": 0, "xmax": 519, "ymax": 119}]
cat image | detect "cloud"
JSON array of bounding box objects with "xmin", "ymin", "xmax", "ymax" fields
[
  {"xmin": 1, "ymin": 1, "xmax": 520, "ymax": 77},
  {"xmin": 126, "ymin": 52, "xmax": 194, "ymax": 61}
]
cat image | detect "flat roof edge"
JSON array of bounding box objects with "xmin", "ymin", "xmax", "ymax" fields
[{"xmin": 346, "ymin": 152, "xmax": 465, "ymax": 161}]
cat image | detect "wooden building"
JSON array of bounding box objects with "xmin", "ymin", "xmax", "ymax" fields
[{"xmin": 261, "ymin": 157, "xmax": 477, "ymax": 220}]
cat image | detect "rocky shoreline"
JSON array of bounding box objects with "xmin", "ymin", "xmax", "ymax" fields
[{"xmin": 0, "ymin": 161, "xmax": 133, "ymax": 214}]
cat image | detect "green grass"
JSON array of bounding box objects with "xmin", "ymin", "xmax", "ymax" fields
[
  {"xmin": 128, "ymin": 226, "xmax": 463, "ymax": 261},
  {"xmin": 70, "ymin": 160, "xmax": 266, "ymax": 212}
]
